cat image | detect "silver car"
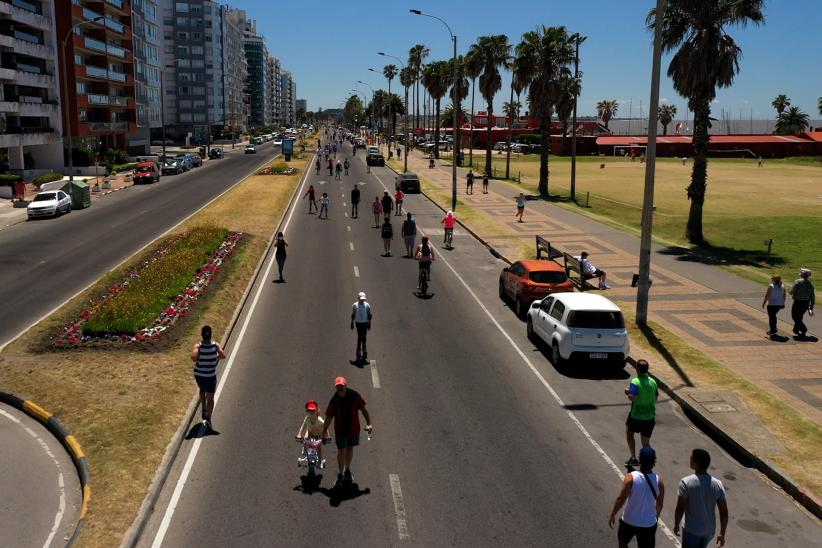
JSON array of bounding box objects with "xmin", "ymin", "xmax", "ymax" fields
[{"xmin": 27, "ymin": 190, "xmax": 72, "ymax": 219}]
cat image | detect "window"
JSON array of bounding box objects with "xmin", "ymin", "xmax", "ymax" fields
[
  {"xmin": 540, "ymin": 297, "xmax": 555, "ymax": 313},
  {"xmin": 176, "ymin": 17, "xmax": 188, "ymax": 26},
  {"xmin": 191, "ymin": 59, "xmax": 204, "ymax": 68},
  {"xmin": 176, "ymin": 32, "xmax": 188, "ymax": 41},
  {"xmin": 529, "ymin": 271, "xmax": 568, "ymax": 284},
  {"xmin": 74, "ymin": 54, "xmax": 84, "ymax": 65},
  {"xmin": 177, "ymin": 46, "xmax": 189, "ymax": 55},
  {"xmin": 567, "ymin": 311, "xmax": 625, "ymax": 329},
  {"xmin": 179, "ymin": 112, "xmax": 192, "ymax": 122},
  {"xmin": 177, "ymin": 59, "xmax": 190, "ymax": 68},
  {"xmin": 178, "ymin": 99, "xmax": 191, "ymax": 108},
  {"xmin": 191, "ymin": 45, "xmax": 203, "ymax": 55},
  {"xmin": 178, "ymin": 73, "xmax": 190, "ymax": 82},
  {"xmin": 192, "ymin": 32, "xmax": 201, "ymax": 40},
  {"xmin": 78, "ymin": 109, "xmax": 88, "ymax": 122},
  {"xmin": 193, "ymin": 113, "xmax": 205, "ymax": 122},
  {"xmin": 549, "ymin": 301, "xmax": 565, "ymax": 321},
  {"xmin": 175, "ymin": 2, "xmax": 189, "ymax": 13},
  {"xmin": 76, "ymin": 82, "xmax": 86, "ymax": 94}
]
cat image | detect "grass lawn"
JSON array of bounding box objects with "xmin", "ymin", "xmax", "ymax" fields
[{"xmin": 457, "ymin": 151, "xmax": 822, "ymax": 283}]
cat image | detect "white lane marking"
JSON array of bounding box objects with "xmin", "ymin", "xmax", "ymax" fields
[
  {"xmin": 344, "ymin": 212, "xmax": 348, "ymax": 217},
  {"xmin": 342, "ymin": 193, "xmax": 345, "ymax": 198},
  {"xmin": 389, "ymin": 474, "xmax": 410, "ymax": 540},
  {"xmin": 151, "ymin": 156, "xmax": 314, "ymax": 548},
  {"xmin": 0, "ymin": 408, "xmax": 67, "ymax": 548},
  {"xmin": 349, "ymin": 242, "xmax": 354, "ymax": 251},
  {"xmin": 353, "ymin": 266, "xmax": 360, "ymax": 278},
  {"xmin": 343, "ymin": 202, "xmax": 346, "ymax": 207},
  {"xmin": 347, "ymin": 226, "xmax": 351, "ymax": 232},
  {"xmin": 370, "ymin": 360, "xmax": 381, "ymax": 389}
]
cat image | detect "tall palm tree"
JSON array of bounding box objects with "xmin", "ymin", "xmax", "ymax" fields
[
  {"xmin": 383, "ymin": 64, "xmax": 398, "ymax": 137},
  {"xmin": 596, "ymin": 100, "xmax": 619, "ymax": 130},
  {"xmin": 771, "ymin": 94, "xmax": 790, "ymax": 116},
  {"xmin": 774, "ymin": 106, "xmax": 809, "ymax": 135},
  {"xmin": 650, "ymin": 0, "xmax": 764, "ymax": 244},
  {"xmin": 817, "ymin": 96, "xmax": 821, "ymax": 116},
  {"xmin": 658, "ymin": 104, "xmax": 678, "ymax": 135},
  {"xmin": 422, "ymin": 61, "xmax": 450, "ymax": 158},
  {"xmin": 464, "ymin": 49, "xmax": 483, "ymax": 166},
  {"xmin": 468, "ymin": 34, "xmax": 511, "ymax": 177},
  {"xmin": 399, "ymin": 66, "xmax": 415, "ymax": 149},
  {"xmin": 554, "ymin": 74, "xmax": 578, "ymax": 154},
  {"xmin": 408, "ymin": 44, "xmax": 430, "ymax": 132},
  {"xmin": 381, "ymin": 93, "xmax": 405, "ymax": 136},
  {"xmin": 513, "ymin": 26, "xmax": 575, "ymax": 196},
  {"xmin": 441, "ymin": 102, "xmax": 467, "ymax": 127},
  {"xmin": 502, "ymin": 100, "xmax": 522, "ymax": 120},
  {"xmin": 448, "ymin": 55, "xmax": 470, "ymax": 165}
]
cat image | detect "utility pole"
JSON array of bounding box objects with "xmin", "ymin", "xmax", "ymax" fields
[{"xmin": 570, "ymin": 33, "xmax": 586, "ymax": 202}]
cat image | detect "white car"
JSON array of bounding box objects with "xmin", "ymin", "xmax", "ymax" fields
[
  {"xmin": 367, "ymin": 146, "xmax": 380, "ymax": 155},
  {"xmin": 28, "ymin": 190, "xmax": 72, "ymax": 219},
  {"xmin": 273, "ymin": 138, "xmax": 283, "ymax": 146},
  {"xmin": 526, "ymin": 292, "xmax": 629, "ymax": 366}
]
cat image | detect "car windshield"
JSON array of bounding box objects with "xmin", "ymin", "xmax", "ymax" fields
[
  {"xmin": 567, "ymin": 311, "xmax": 624, "ymax": 329},
  {"xmin": 165, "ymin": 160, "xmax": 177, "ymax": 165},
  {"xmin": 135, "ymin": 165, "xmax": 153, "ymax": 173},
  {"xmin": 33, "ymin": 193, "xmax": 56, "ymax": 202},
  {"xmin": 529, "ymin": 271, "xmax": 567, "ymax": 284}
]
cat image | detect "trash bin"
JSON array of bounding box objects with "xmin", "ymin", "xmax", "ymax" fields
[{"xmin": 61, "ymin": 180, "xmax": 91, "ymax": 209}]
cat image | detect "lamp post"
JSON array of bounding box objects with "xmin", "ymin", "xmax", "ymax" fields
[
  {"xmin": 570, "ymin": 33, "xmax": 587, "ymax": 202},
  {"xmin": 379, "ymin": 52, "xmax": 409, "ymax": 172},
  {"xmin": 357, "ymin": 80, "xmax": 375, "ymax": 139},
  {"xmin": 410, "ymin": 8, "xmax": 458, "ymax": 212},
  {"xmin": 61, "ymin": 16, "xmax": 105, "ymax": 184}
]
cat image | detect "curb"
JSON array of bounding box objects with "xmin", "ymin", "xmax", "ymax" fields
[
  {"xmin": 121, "ymin": 150, "xmax": 314, "ymax": 548},
  {"xmin": 390, "ymin": 158, "xmax": 822, "ymax": 521},
  {"xmin": 0, "ymin": 391, "xmax": 90, "ymax": 546}
]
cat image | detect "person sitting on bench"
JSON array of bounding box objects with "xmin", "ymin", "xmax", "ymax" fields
[{"xmin": 576, "ymin": 251, "xmax": 610, "ymax": 289}]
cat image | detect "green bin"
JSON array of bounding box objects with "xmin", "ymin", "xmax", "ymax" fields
[{"xmin": 61, "ymin": 180, "xmax": 91, "ymax": 209}]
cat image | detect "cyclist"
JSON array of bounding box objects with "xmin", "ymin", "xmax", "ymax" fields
[
  {"xmin": 295, "ymin": 400, "xmax": 325, "ymax": 469},
  {"xmin": 441, "ymin": 210, "xmax": 456, "ymax": 247},
  {"xmin": 415, "ymin": 235, "xmax": 435, "ymax": 290}
]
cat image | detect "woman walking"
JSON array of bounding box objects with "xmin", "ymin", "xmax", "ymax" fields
[
  {"xmin": 515, "ymin": 192, "xmax": 526, "ymax": 223},
  {"xmin": 372, "ymin": 196, "xmax": 383, "ymax": 228},
  {"xmin": 190, "ymin": 325, "xmax": 226, "ymax": 430},
  {"xmin": 381, "ymin": 216, "xmax": 394, "ymax": 257},
  {"xmin": 762, "ymin": 274, "xmax": 786, "ymax": 336},
  {"xmin": 274, "ymin": 232, "xmax": 288, "ymax": 282}
]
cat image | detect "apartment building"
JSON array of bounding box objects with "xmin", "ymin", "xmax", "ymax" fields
[
  {"xmin": 128, "ymin": 0, "xmax": 161, "ymax": 154},
  {"xmin": 266, "ymin": 51, "xmax": 281, "ymax": 127},
  {"xmin": 296, "ymin": 98, "xmax": 306, "ymax": 114},
  {"xmin": 55, "ymin": 0, "xmax": 137, "ymax": 158},
  {"xmin": 240, "ymin": 11, "xmax": 266, "ymax": 128},
  {"xmin": 279, "ymin": 69, "xmax": 294, "ymax": 127},
  {"xmin": 0, "ymin": 0, "xmax": 64, "ymax": 175}
]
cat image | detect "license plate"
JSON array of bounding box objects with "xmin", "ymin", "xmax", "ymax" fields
[{"xmin": 589, "ymin": 353, "xmax": 608, "ymax": 359}]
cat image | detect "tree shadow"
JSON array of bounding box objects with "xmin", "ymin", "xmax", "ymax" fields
[
  {"xmin": 293, "ymin": 481, "xmax": 371, "ymax": 507},
  {"xmin": 185, "ymin": 422, "xmax": 221, "ymax": 440},
  {"xmin": 658, "ymin": 243, "xmax": 786, "ymax": 268},
  {"xmin": 633, "ymin": 324, "xmax": 694, "ymax": 387}
]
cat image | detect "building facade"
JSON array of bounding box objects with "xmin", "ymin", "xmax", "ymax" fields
[
  {"xmin": 279, "ymin": 69, "xmax": 294, "ymax": 126},
  {"xmin": 0, "ymin": 0, "xmax": 64, "ymax": 176},
  {"xmin": 240, "ymin": 11, "xmax": 266, "ymax": 129},
  {"xmin": 128, "ymin": 0, "xmax": 161, "ymax": 155},
  {"xmin": 296, "ymin": 98, "xmax": 306, "ymax": 114}
]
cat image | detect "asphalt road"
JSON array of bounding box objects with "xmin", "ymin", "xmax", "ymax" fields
[
  {"xmin": 137, "ymin": 137, "xmax": 820, "ymax": 547},
  {"xmin": 0, "ymin": 143, "xmax": 279, "ymax": 349}
]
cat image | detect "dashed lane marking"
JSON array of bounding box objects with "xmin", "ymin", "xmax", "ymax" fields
[
  {"xmin": 370, "ymin": 360, "xmax": 381, "ymax": 389},
  {"xmin": 354, "ymin": 266, "xmax": 360, "ymax": 278},
  {"xmin": 389, "ymin": 474, "xmax": 409, "ymax": 540},
  {"xmin": 349, "ymin": 242, "xmax": 354, "ymax": 251}
]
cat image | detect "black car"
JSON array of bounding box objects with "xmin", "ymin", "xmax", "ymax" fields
[
  {"xmin": 395, "ymin": 172, "xmax": 421, "ymax": 193},
  {"xmin": 366, "ymin": 152, "xmax": 385, "ymax": 166},
  {"xmin": 208, "ymin": 148, "xmax": 224, "ymax": 159}
]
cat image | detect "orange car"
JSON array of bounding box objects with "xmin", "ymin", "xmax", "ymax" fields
[{"xmin": 499, "ymin": 259, "xmax": 574, "ymax": 318}]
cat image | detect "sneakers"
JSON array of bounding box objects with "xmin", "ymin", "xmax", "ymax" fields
[
  {"xmin": 335, "ymin": 473, "xmax": 344, "ymax": 487},
  {"xmin": 320, "ymin": 459, "xmax": 326, "ymax": 469},
  {"xmin": 625, "ymin": 457, "xmax": 639, "ymax": 467},
  {"xmin": 599, "ymin": 283, "xmax": 610, "ymax": 290},
  {"xmin": 203, "ymin": 419, "xmax": 211, "ymax": 430},
  {"xmin": 343, "ymin": 469, "xmax": 353, "ymax": 483}
]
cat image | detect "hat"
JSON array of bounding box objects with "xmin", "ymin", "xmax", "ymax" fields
[
  {"xmin": 305, "ymin": 400, "xmax": 318, "ymax": 412},
  {"xmin": 639, "ymin": 446, "xmax": 656, "ymax": 464},
  {"xmin": 358, "ymin": 291, "xmax": 366, "ymax": 300},
  {"xmin": 800, "ymin": 268, "xmax": 812, "ymax": 276},
  {"xmin": 334, "ymin": 376, "xmax": 347, "ymax": 387}
]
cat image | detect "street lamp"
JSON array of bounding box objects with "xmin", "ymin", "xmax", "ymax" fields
[
  {"xmin": 378, "ymin": 52, "xmax": 410, "ymax": 172},
  {"xmin": 357, "ymin": 80, "xmax": 375, "ymax": 137},
  {"xmin": 410, "ymin": 8, "xmax": 458, "ymax": 212},
  {"xmin": 570, "ymin": 33, "xmax": 587, "ymax": 202}
]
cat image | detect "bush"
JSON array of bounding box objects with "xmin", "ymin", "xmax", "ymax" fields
[
  {"xmin": 516, "ymin": 133, "xmax": 541, "ymax": 145},
  {"xmin": 0, "ymin": 174, "xmax": 23, "ymax": 184},
  {"xmin": 32, "ymin": 171, "xmax": 64, "ymax": 188},
  {"xmin": 112, "ymin": 163, "xmax": 137, "ymax": 174},
  {"xmin": 73, "ymin": 147, "xmax": 95, "ymax": 167},
  {"xmin": 258, "ymin": 161, "xmax": 296, "ymax": 175}
]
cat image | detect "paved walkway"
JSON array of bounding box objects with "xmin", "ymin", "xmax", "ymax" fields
[{"xmin": 397, "ymin": 147, "xmax": 821, "ymax": 426}]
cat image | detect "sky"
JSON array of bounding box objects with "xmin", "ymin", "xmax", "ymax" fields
[{"xmin": 231, "ymin": 0, "xmax": 822, "ymax": 121}]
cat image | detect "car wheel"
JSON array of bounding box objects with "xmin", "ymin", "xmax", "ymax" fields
[
  {"xmin": 498, "ymin": 280, "xmax": 506, "ymax": 301},
  {"xmin": 515, "ymin": 295, "xmax": 527, "ymax": 320},
  {"xmin": 526, "ymin": 318, "xmax": 538, "ymax": 344},
  {"xmin": 551, "ymin": 341, "xmax": 564, "ymax": 366},
  {"xmin": 66, "ymin": 203, "xmax": 72, "ymax": 213}
]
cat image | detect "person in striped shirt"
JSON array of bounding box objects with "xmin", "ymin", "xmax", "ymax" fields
[{"xmin": 190, "ymin": 325, "xmax": 226, "ymax": 429}]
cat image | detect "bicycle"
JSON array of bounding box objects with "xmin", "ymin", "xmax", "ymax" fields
[
  {"xmin": 444, "ymin": 228, "xmax": 453, "ymax": 250},
  {"xmin": 417, "ymin": 265, "xmax": 429, "ymax": 296}
]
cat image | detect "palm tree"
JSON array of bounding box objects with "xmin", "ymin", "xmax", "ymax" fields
[
  {"xmin": 441, "ymin": 102, "xmax": 467, "ymax": 127},
  {"xmin": 383, "ymin": 64, "xmax": 399, "ymax": 137},
  {"xmin": 596, "ymin": 100, "xmax": 619, "ymax": 130},
  {"xmin": 381, "ymin": 93, "xmax": 405, "ymax": 136},
  {"xmin": 554, "ymin": 75, "xmax": 578, "ymax": 154},
  {"xmin": 771, "ymin": 94, "xmax": 790, "ymax": 116},
  {"xmin": 469, "ymin": 34, "xmax": 511, "ymax": 177},
  {"xmin": 464, "ymin": 50, "xmax": 483, "ymax": 167},
  {"xmin": 818, "ymin": 96, "xmax": 822, "ymax": 116},
  {"xmin": 408, "ymin": 44, "xmax": 430, "ymax": 132},
  {"xmin": 775, "ymin": 106, "xmax": 810, "ymax": 135},
  {"xmin": 650, "ymin": 0, "xmax": 764, "ymax": 244},
  {"xmin": 513, "ymin": 26, "xmax": 575, "ymax": 196},
  {"xmin": 421, "ymin": 61, "xmax": 450, "ymax": 158},
  {"xmin": 658, "ymin": 104, "xmax": 678, "ymax": 135},
  {"xmin": 502, "ymin": 100, "xmax": 522, "ymax": 120},
  {"xmin": 447, "ymin": 56, "xmax": 470, "ymax": 166},
  {"xmin": 399, "ymin": 66, "xmax": 415, "ymax": 146}
]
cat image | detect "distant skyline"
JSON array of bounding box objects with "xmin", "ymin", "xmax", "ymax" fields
[{"xmin": 231, "ymin": 0, "xmax": 821, "ymax": 123}]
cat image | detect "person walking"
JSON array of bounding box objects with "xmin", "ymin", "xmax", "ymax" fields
[
  {"xmin": 350, "ymin": 292, "xmax": 372, "ymax": 361},
  {"xmin": 789, "ymin": 268, "xmax": 815, "ymax": 337},
  {"xmin": 304, "ymin": 185, "xmax": 317, "ymax": 214},
  {"xmin": 315, "ymin": 157, "xmax": 321, "ymax": 175},
  {"xmin": 381, "ymin": 191, "xmax": 393, "ymax": 222},
  {"xmin": 515, "ymin": 192, "xmax": 526, "ymax": 222},
  {"xmin": 344, "ymin": 158, "xmax": 350, "ymax": 175},
  {"xmin": 466, "ymin": 170, "xmax": 474, "ymax": 195},
  {"xmin": 762, "ymin": 274, "xmax": 787, "ymax": 336},
  {"xmin": 319, "ymin": 192, "xmax": 329, "ymax": 219},
  {"xmin": 609, "ymin": 446, "xmax": 665, "ymax": 548},
  {"xmin": 401, "ymin": 212, "xmax": 416, "ymax": 258},
  {"xmin": 335, "ymin": 160, "xmax": 342, "ymax": 180},
  {"xmin": 350, "ymin": 184, "xmax": 360, "ymax": 218},
  {"xmin": 673, "ymin": 449, "xmax": 729, "ymax": 548},
  {"xmin": 327, "ymin": 157, "xmax": 334, "ymax": 176},
  {"xmin": 274, "ymin": 232, "xmax": 288, "ymax": 282},
  {"xmin": 190, "ymin": 325, "xmax": 226, "ymax": 430},
  {"xmin": 482, "ymin": 171, "xmax": 489, "ymax": 193},
  {"xmin": 625, "ymin": 360, "xmax": 658, "ymax": 467},
  {"xmin": 381, "ymin": 216, "xmax": 394, "ymax": 257},
  {"xmin": 394, "ymin": 189, "xmax": 404, "ymax": 216},
  {"xmin": 372, "ymin": 196, "xmax": 382, "ymax": 228},
  {"xmin": 320, "ymin": 376, "xmax": 373, "ymax": 488}
]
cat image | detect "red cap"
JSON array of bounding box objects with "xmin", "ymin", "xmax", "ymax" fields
[
  {"xmin": 334, "ymin": 376, "xmax": 347, "ymax": 387},
  {"xmin": 305, "ymin": 400, "xmax": 318, "ymax": 412}
]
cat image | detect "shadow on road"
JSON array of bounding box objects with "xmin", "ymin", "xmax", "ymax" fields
[
  {"xmin": 294, "ymin": 479, "xmax": 371, "ymax": 507},
  {"xmin": 185, "ymin": 423, "xmax": 221, "ymax": 440}
]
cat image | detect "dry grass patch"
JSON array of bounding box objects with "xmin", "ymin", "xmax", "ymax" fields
[{"xmin": 0, "ymin": 153, "xmax": 310, "ymax": 547}]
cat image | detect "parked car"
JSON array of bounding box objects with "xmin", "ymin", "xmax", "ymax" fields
[
  {"xmin": 132, "ymin": 162, "xmax": 161, "ymax": 184},
  {"xmin": 245, "ymin": 144, "xmax": 256, "ymax": 154},
  {"xmin": 526, "ymin": 293, "xmax": 629, "ymax": 366},
  {"xmin": 395, "ymin": 172, "xmax": 421, "ymax": 193},
  {"xmin": 252, "ymin": 137, "xmax": 264, "ymax": 145},
  {"xmin": 366, "ymin": 152, "xmax": 385, "ymax": 166},
  {"xmin": 173, "ymin": 154, "xmax": 193, "ymax": 172},
  {"xmin": 499, "ymin": 259, "xmax": 574, "ymax": 319},
  {"xmin": 27, "ymin": 190, "xmax": 71, "ymax": 219},
  {"xmin": 188, "ymin": 153, "xmax": 203, "ymax": 167},
  {"xmin": 367, "ymin": 146, "xmax": 380, "ymax": 155},
  {"xmin": 162, "ymin": 159, "xmax": 184, "ymax": 175},
  {"xmin": 273, "ymin": 138, "xmax": 283, "ymax": 146},
  {"xmin": 208, "ymin": 148, "xmax": 224, "ymax": 159},
  {"xmin": 354, "ymin": 138, "xmax": 366, "ymax": 149}
]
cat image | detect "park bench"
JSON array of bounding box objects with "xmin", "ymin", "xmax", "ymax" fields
[{"xmin": 562, "ymin": 253, "xmax": 598, "ymax": 291}]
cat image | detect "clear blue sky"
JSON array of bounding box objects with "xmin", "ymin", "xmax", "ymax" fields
[{"xmin": 232, "ymin": 0, "xmax": 821, "ymax": 120}]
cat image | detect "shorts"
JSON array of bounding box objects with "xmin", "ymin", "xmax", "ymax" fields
[
  {"xmin": 195, "ymin": 375, "xmax": 217, "ymax": 393},
  {"xmin": 404, "ymin": 235, "xmax": 416, "ymax": 248},
  {"xmin": 681, "ymin": 530, "xmax": 712, "ymax": 548},
  {"xmin": 626, "ymin": 416, "xmax": 656, "ymax": 438},
  {"xmin": 335, "ymin": 434, "xmax": 360, "ymax": 449},
  {"xmin": 617, "ymin": 519, "xmax": 657, "ymax": 548}
]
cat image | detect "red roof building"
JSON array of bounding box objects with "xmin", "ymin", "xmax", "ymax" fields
[{"xmin": 596, "ymin": 134, "xmax": 821, "ymax": 158}]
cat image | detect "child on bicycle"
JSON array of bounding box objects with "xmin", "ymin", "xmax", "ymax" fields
[
  {"xmin": 295, "ymin": 400, "xmax": 325, "ymax": 467},
  {"xmin": 416, "ymin": 235, "xmax": 435, "ymax": 289}
]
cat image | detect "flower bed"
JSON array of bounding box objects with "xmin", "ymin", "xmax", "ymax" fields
[
  {"xmin": 258, "ymin": 161, "xmax": 296, "ymax": 175},
  {"xmin": 50, "ymin": 226, "xmax": 244, "ymax": 348}
]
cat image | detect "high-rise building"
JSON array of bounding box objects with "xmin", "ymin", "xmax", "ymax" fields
[
  {"xmin": 0, "ymin": 0, "xmax": 64, "ymax": 175},
  {"xmin": 129, "ymin": 0, "xmax": 161, "ymax": 155},
  {"xmin": 239, "ymin": 11, "xmax": 266, "ymax": 129},
  {"xmin": 296, "ymin": 98, "xmax": 306, "ymax": 113},
  {"xmin": 263, "ymin": 49, "xmax": 277, "ymax": 126},
  {"xmin": 279, "ymin": 69, "xmax": 295, "ymax": 126}
]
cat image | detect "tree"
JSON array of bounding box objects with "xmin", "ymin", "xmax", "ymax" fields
[
  {"xmin": 464, "ymin": 50, "xmax": 483, "ymax": 165},
  {"xmin": 818, "ymin": 96, "xmax": 822, "ymax": 116},
  {"xmin": 344, "ymin": 95, "xmax": 364, "ymax": 125},
  {"xmin": 596, "ymin": 100, "xmax": 619, "ymax": 129},
  {"xmin": 383, "ymin": 64, "xmax": 399, "ymax": 136},
  {"xmin": 771, "ymin": 94, "xmax": 790, "ymax": 116},
  {"xmin": 650, "ymin": 0, "xmax": 764, "ymax": 244},
  {"xmin": 448, "ymin": 56, "xmax": 470, "ymax": 165},
  {"xmin": 381, "ymin": 93, "xmax": 405, "ymax": 136},
  {"xmin": 408, "ymin": 44, "xmax": 430, "ymax": 131},
  {"xmin": 774, "ymin": 106, "xmax": 809, "ymax": 135},
  {"xmin": 554, "ymin": 74, "xmax": 578, "ymax": 154},
  {"xmin": 513, "ymin": 26, "xmax": 575, "ymax": 196},
  {"xmin": 658, "ymin": 104, "xmax": 678, "ymax": 135},
  {"xmin": 399, "ymin": 66, "xmax": 415, "ymax": 141},
  {"xmin": 422, "ymin": 61, "xmax": 451, "ymax": 158},
  {"xmin": 441, "ymin": 102, "xmax": 467, "ymax": 127},
  {"xmin": 468, "ymin": 34, "xmax": 511, "ymax": 178}
]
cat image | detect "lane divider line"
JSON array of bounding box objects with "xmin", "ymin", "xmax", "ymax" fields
[
  {"xmin": 354, "ymin": 266, "xmax": 360, "ymax": 278},
  {"xmin": 370, "ymin": 360, "xmax": 381, "ymax": 389},
  {"xmin": 389, "ymin": 474, "xmax": 410, "ymax": 540},
  {"xmin": 349, "ymin": 242, "xmax": 354, "ymax": 251}
]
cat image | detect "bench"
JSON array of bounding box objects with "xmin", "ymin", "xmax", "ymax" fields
[
  {"xmin": 562, "ymin": 252, "xmax": 598, "ymax": 291},
  {"xmin": 535, "ymin": 236, "xmax": 563, "ymax": 261}
]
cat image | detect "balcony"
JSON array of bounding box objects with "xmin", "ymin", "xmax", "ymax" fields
[
  {"xmin": 19, "ymin": 101, "xmax": 57, "ymax": 116},
  {"xmin": 0, "ymin": 126, "xmax": 59, "ymax": 147},
  {"xmin": 81, "ymin": 6, "xmax": 126, "ymax": 35},
  {"xmin": 82, "ymin": 35, "xmax": 128, "ymax": 58},
  {"xmin": 11, "ymin": 69, "xmax": 55, "ymax": 87},
  {"xmin": 86, "ymin": 94, "xmax": 132, "ymax": 107},
  {"xmin": 0, "ymin": 33, "xmax": 52, "ymax": 57},
  {"xmin": 8, "ymin": 3, "xmax": 52, "ymax": 31},
  {"xmin": 84, "ymin": 121, "xmax": 131, "ymax": 133},
  {"xmin": 83, "ymin": 64, "xmax": 129, "ymax": 83}
]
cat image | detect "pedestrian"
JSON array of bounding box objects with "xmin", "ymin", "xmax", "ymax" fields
[
  {"xmin": 609, "ymin": 446, "xmax": 665, "ymax": 548},
  {"xmin": 381, "ymin": 216, "xmax": 393, "ymax": 257},
  {"xmin": 351, "ymin": 184, "xmax": 360, "ymax": 218},
  {"xmin": 274, "ymin": 231, "xmax": 288, "ymax": 282},
  {"xmin": 335, "ymin": 160, "xmax": 342, "ymax": 180},
  {"xmin": 466, "ymin": 170, "xmax": 474, "ymax": 194},
  {"xmin": 625, "ymin": 360, "xmax": 658, "ymax": 467},
  {"xmin": 319, "ymin": 192, "xmax": 329, "ymax": 219},
  {"xmin": 789, "ymin": 268, "xmax": 815, "ymax": 338},
  {"xmin": 482, "ymin": 171, "xmax": 489, "ymax": 193},
  {"xmin": 673, "ymin": 449, "xmax": 729, "ymax": 548},
  {"xmin": 304, "ymin": 184, "xmax": 317, "ymax": 214},
  {"xmin": 397, "ymin": 145, "xmax": 401, "ymax": 158},
  {"xmin": 577, "ymin": 251, "xmax": 610, "ymax": 289},
  {"xmin": 394, "ymin": 189, "xmax": 404, "ymax": 216},
  {"xmin": 315, "ymin": 157, "xmax": 321, "ymax": 174},
  {"xmin": 327, "ymin": 157, "xmax": 333, "ymax": 176},
  {"xmin": 344, "ymin": 158, "xmax": 350, "ymax": 175},
  {"xmin": 320, "ymin": 376, "xmax": 373, "ymax": 488},
  {"xmin": 381, "ymin": 191, "xmax": 393, "ymax": 222},
  {"xmin": 372, "ymin": 196, "xmax": 382, "ymax": 227},
  {"xmin": 515, "ymin": 192, "xmax": 526, "ymax": 222},
  {"xmin": 350, "ymin": 292, "xmax": 372, "ymax": 361},
  {"xmin": 429, "ymin": 153, "xmax": 435, "ymax": 169},
  {"xmin": 190, "ymin": 325, "xmax": 226, "ymax": 430},
  {"xmin": 401, "ymin": 212, "xmax": 416, "ymax": 257},
  {"xmin": 762, "ymin": 274, "xmax": 786, "ymax": 336}
]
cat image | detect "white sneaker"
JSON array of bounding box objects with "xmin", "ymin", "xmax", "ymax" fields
[
  {"xmin": 320, "ymin": 459, "xmax": 326, "ymax": 469},
  {"xmin": 599, "ymin": 283, "xmax": 610, "ymax": 290}
]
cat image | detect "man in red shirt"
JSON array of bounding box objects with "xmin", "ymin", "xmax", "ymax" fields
[{"xmin": 321, "ymin": 376, "xmax": 373, "ymax": 487}]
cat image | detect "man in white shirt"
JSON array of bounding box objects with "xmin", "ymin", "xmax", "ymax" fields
[
  {"xmin": 350, "ymin": 292, "xmax": 372, "ymax": 362},
  {"xmin": 577, "ymin": 251, "xmax": 610, "ymax": 289}
]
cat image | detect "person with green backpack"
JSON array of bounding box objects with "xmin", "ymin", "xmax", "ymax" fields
[{"xmin": 625, "ymin": 360, "xmax": 658, "ymax": 467}]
